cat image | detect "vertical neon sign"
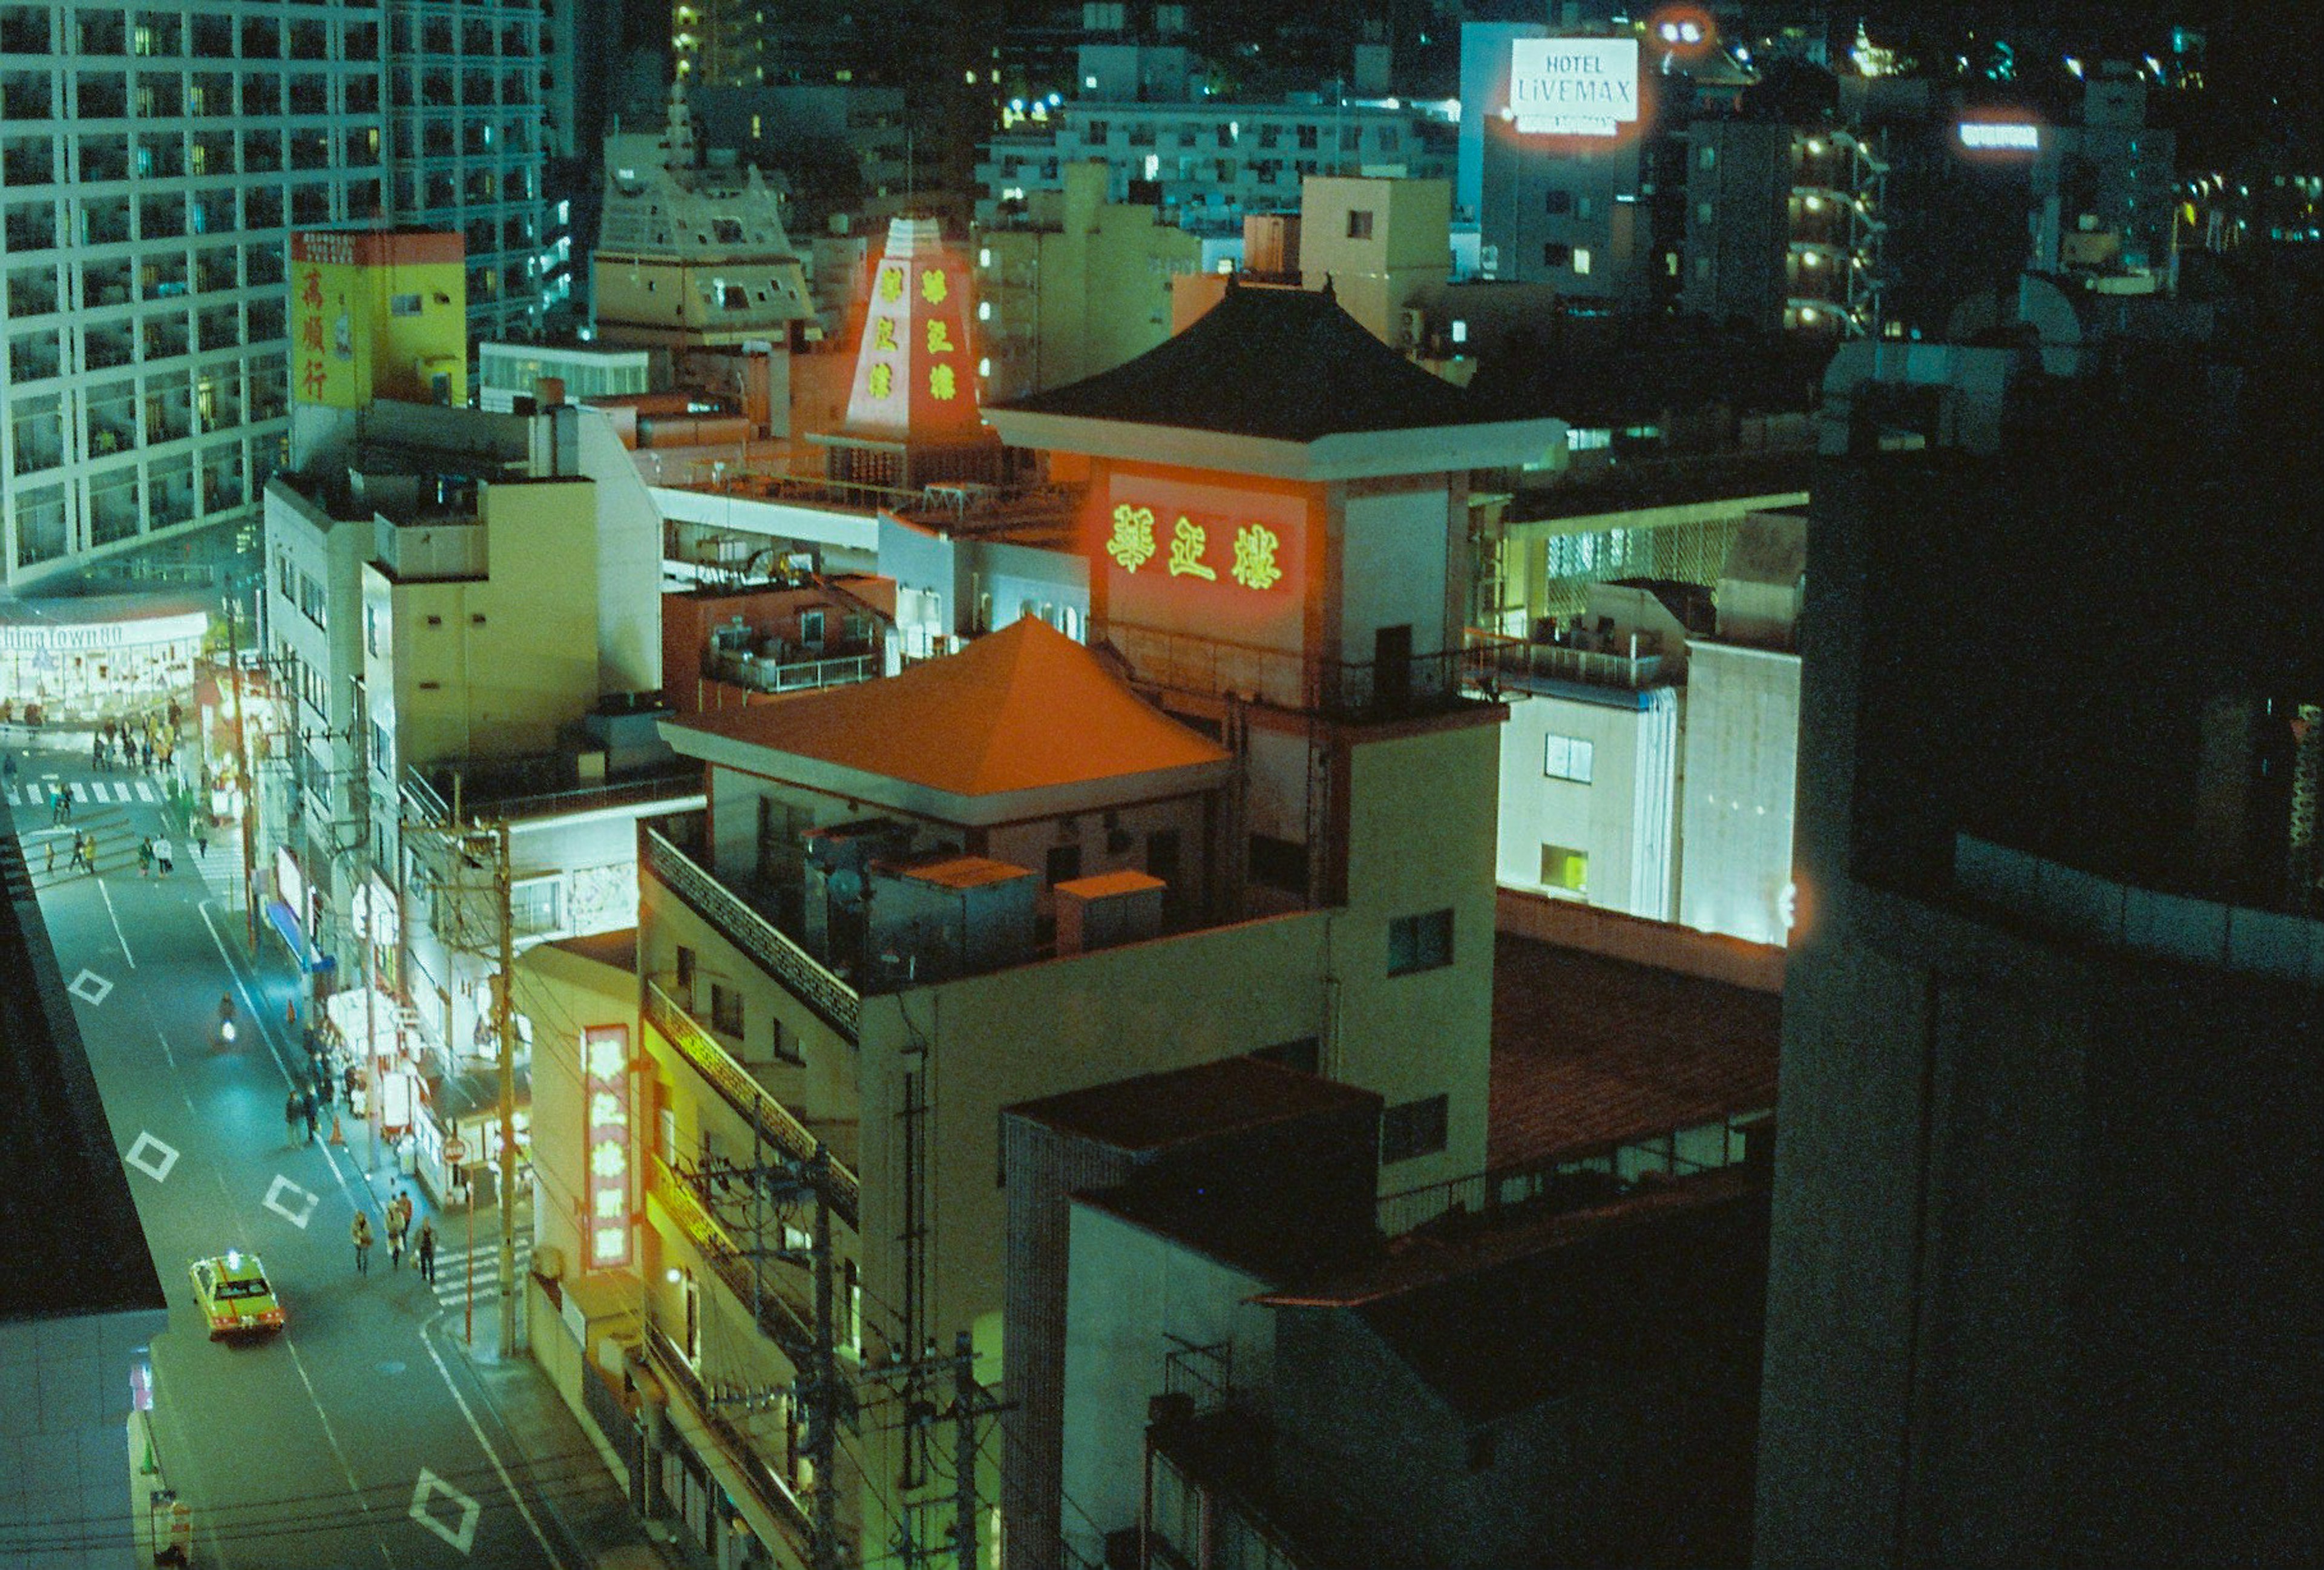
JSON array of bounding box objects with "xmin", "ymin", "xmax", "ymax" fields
[{"xmin": 582, "ymin": 1024, "xmax": 632, "ymax": 1270}]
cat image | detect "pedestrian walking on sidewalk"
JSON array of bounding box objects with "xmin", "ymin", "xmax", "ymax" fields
[
  {"xmin": 286, "ymin": 1088, "xmax": 304, "ymax": 1146},
  {"xmin": 386, "ymin": 1191, "xmax": 413, "ymax": 1270},
  {"xmin": 416, "ymin": 1220, "xmax": 438, "ymax": 1284},
  {"xmin": 153, "ymin": 835, "xmax": 172, "ymax": 875},
  {"xmin": 192, "ymin": 820, "xmax": 209, "ymax": 859},
  {"xmin": 3, "ymin": 752, "xmax": 15, "ymax": 789},
  {"xmin": 137, "ymin": 836, "xmax": 153, "ymax": 877},
  {"xmin": 301, "ymin": 1085, "xmax": 320, "ymax": 1146},
  {"xmin": 351, "ymin": 1211, "xmax": 373, "ymax": 1275}
]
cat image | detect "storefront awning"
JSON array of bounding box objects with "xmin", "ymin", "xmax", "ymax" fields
[{"xmin": 265, "ymin": 901, "xmax": 329, "ymax": 973}]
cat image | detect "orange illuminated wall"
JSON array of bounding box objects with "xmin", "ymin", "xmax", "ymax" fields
[{"xmin": 842, "ymin": 218, "xmax": 982, "ymax": 444}]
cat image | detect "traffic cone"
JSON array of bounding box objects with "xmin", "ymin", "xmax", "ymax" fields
[{"xmin": 329, "ymin": 1114, "xmax": 346, "ymax": 1146}]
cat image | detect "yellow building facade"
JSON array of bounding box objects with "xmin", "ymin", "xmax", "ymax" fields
[{"xmin": 289, "ymin": 228, "xmax": 467, "ymax": 410}]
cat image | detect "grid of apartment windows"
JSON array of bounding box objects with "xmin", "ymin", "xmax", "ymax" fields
[{"xmin": 0, "ymin": 2, "xmax": 379, "ymax": 577}]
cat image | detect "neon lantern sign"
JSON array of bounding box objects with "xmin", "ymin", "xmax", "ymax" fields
[
  {"xmin": 582, "ymin": 1024, "xmax": 632, "ymax": 1270},
  {"xmin": 1107, "ymin": 504, "xmax": 1285, "ymax": 591}
]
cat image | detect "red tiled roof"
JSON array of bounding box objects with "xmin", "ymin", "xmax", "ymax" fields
[
  {"xmin": 669, "ymin": 616, "xmax": 1229, "ymax": 796},
  {"xmin": 1489, "ymin": 934, "xmax": 1782, "ymax": 1170}
]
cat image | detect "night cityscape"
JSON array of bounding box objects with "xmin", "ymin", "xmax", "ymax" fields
[{"xmin": 0, "ymin": 2, "xmax": 2317, "ymax": 1567}]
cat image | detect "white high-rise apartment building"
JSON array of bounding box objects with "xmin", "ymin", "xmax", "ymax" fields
[
  {"xmin": 383, "ymin": 0, "xmax": 568, "ymax": 341},
  {"xmin": 0, "ymin": 0, "xmax": 563, "ymax": 591},
  {"xmin": 0, "ymin": 2, "xmax": 384, "ymax": 585}
]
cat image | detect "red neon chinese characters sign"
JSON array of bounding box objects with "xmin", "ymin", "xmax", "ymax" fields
[{"xmin": 582, "ymin": 1024, "xmax": 632, "ymax": 1270}]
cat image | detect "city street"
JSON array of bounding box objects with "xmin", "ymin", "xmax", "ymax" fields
[{"xmin": 11, "ymin": 753, "xmax": 654, "ymax": 1570}]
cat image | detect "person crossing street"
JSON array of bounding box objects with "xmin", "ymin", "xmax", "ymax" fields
[
  {"xmin": 351, "ymin": 1211, "xmax": 373, "ymax": 1275},
  {"xmin": 416, "ymin": 1220, "xmax": 438, "ymax": 1285},
  {"xmin": 386, "ymin": 1191, "xmax": 413, "ymax": 1270},
  {"xmin": 153, "ymin": 834, "xmax": 173, "ymax": 875},
  {"xmin": 286, "ymin": 1088, "xmax": 305, "ymax": 1146}
]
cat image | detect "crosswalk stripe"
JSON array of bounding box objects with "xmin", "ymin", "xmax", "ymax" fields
[{"xmin": 136, "ymin": 781, "xmax": 156, "ymax": 802}]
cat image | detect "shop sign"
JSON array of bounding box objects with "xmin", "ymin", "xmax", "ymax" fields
[
  {"xmin": 0, "ymin": 611, "xmax": 208, "ymax": 653},
  {"xmin": 582, "ymin": 1024, "xmax": 632, "ymax": 1270}
]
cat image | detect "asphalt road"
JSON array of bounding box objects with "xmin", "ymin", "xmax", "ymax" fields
[{"xmin": 25, "ymin": 759, "xmax": 631, "ymax": 1570}]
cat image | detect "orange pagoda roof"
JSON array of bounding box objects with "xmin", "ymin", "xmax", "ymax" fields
[{"xmin": 671, "ymin": 617, "xmax": 1229, "ymax": 800}]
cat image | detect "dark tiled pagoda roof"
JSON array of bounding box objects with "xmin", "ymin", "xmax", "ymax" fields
[{"xmin": 994, "ymin": 281, "xmax": 1483, "ymax": 443}]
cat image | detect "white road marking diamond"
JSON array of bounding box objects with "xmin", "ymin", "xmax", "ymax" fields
[
  {"xmin": 70, "ymin": 969, "xmax": 113, "ymax": 1004},
  {"xmin": 263, "ymin": 1175, "xmax": 320, "ymax": 1230},
  {"xmin": 410, "ymin": 1467, "xmax": 481, "ymax": 1553},
  {"xmin": 125, "ymin": 1133, "xmax": 179, "ymax": 1183}
]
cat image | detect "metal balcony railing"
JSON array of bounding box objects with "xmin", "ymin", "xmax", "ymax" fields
[
  {"xmin": 1463, "ymin": 629, "xmax": 1673, "ymax": 691},
  {"xmin": 1095, "ymin": 619, "xmax": 1481, "ymax": 722},
  {"xmin": 645, "ymin": 979, "xmax": 859, "ymax": 1231},
  {"xmin": 641, "ymin": 1318, "xmax": 817, "ymax": 1562},
  {"xmin": 641, "ymin": 825, "xmax": 861, "ymax": 1041},
  {"xmin": 648, "ymin": 1155, "xmax": 816, "ymax": 1361},
  {"xmin": 707, "ymin": 649, "xmax": 876, "ymax": 695}
]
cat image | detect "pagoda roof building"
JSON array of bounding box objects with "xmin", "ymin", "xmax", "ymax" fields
[{"xmin": 986, "ymin": 280, "xmax": 1560, "ymax": 479}]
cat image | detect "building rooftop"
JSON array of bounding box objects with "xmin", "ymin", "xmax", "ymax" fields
[
  {"xmin": 0, "ymin": 831, "xmax": 168, "ymax": 1323},
  {"xmin": 669, "ymin": 616, "xmax": 1229, "ymax": 798},
  {"xmin": 544, "ymin": 926, "xmax": 640, "ymax": 974},
  {"xmin": 994, "ymin": 280, "xmax": 1480, "ymax": 445},
  {"xmin": 1488, "ymin": 934, "xmax": 1782, "ymax": 1170},
  {"xmin": 1270, "ymin": 1167, "xmax": 1770, "ymax": 1422},
  {"xmin": 1009, "ymin": 1054, "xmax": 1380, "ymax": 1155},
  {"xmin": 895, "ymin": 854, "xmax": 1032, "ymax": 891}
]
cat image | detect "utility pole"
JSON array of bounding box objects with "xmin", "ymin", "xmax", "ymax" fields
[
  {"xmin": 223, "ymin": 585, "xmax": 258, "ymax": 955},
  {"xmin": 494, "ymin": 818, "xmax": 519, "ymax": 1355},
  {"xmin": 684, "ymin": 1140, "xmax": 851, "ymax": 1570},
  {"xmin": 351, "ymin": 676, "xmax": 379, "ymax": 1177},
  {"xmin": 951, "ymin": 1330, "xmax": 979, "ymax": 1570}
]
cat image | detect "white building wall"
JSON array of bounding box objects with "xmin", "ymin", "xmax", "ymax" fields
[
  {"xmin": 571, "ymin": 406, "xmax": 664, "ymax": 695},
  {"xmin": 1495, "ymin": 684, "xmax": 1678, "ymax": 920},
  {"xmin": 1677, "ymin": 639, "xmax": 1800, "ymax": 946},
  {"xmin": 1059, "ymin": 1201, "xmax": 1275, "ymax": 1569},
  {"xmin": 1338, "ymin": 484, "xmax": 1451, "ymax": 664}
]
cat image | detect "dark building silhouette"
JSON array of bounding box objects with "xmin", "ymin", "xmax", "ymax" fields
[{"xmin": 1758, "ymin": 298, "xmax": 2324, "ymax": 1565}]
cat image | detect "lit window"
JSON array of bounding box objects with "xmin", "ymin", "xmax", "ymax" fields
[
  {"xmin": 1572, "ymin": 246, "xmax": 1592, "ymax": 275},
  {"xmin": 1450, "ymin": 318, "xmax": 1467, "ymax": 344},
  {"xmin": 977, "ymin": 300, "xmax": 991, "ymax": 321},
  {"xmin": 978, "ymin": 246, "xmax": 991, "ymax": 267},
  {"xmin": 1540, "ymin": 844, "xmax": 1589, "ymax": 893}
]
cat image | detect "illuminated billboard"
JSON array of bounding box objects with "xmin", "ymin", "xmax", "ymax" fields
[
  {"xmin": 1958, "ymin": 122, "xmax": 2042, "ymax": 153},
  {"xmin": 1507, "ymin": 38, "xmax": 1641, "ymax": 137}
]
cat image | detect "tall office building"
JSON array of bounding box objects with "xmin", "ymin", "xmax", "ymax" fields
[
  {"xmin": 0, "ymin": 1, "xmax": 568, "ymax": 591},
  {"xmin": 0, "ymin": 2, "xmax": 383, "ymax": 586}
]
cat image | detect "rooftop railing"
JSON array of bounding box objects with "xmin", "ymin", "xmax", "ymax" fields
[{"xmin": 641, "ymin": 823, "xmax": 861, "ymax": 1041}]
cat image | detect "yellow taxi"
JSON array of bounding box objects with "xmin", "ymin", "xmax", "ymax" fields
[{"xmin": 188, "ymin": 1252, "xmax": 284, "ymax": 1340}]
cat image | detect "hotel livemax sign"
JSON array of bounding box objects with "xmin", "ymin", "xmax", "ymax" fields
[{"xmin": 1508, "ymin": 38, "xmax": 1641, "ymax": 137}]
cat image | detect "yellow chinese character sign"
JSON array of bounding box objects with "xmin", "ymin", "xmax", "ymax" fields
[
  {"xmin": 1167, "ymin": 517, "xmax": 1216, "ymax": 580},
  {"xmin": 869, "ymin": 363, "xmax": 893, "ymax": 399},
  {"xmin": 929, "ymin": 363, "xmax": 957, "ymax": 401},
  {"xmin": 877, "ymin": 266, "xmax": 905, "ymax": 303},
  {"xmin": 873, "ymin": 317, "xmax": 899, "ymax": 352},
  {"xmin": 925, "ymin": 319, "xmax": 954, "ymax": 353},
  {"xmin": 921, "ymin": 268, "xmax": 949, "ymax": 304},
  {"xmin": 1231, "ymin": 524, "xmax": 1284, "ymax": 591},
  {"xmin": 1108, "ymin": 505, "xmax": 1157, "ymax": 572}
]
